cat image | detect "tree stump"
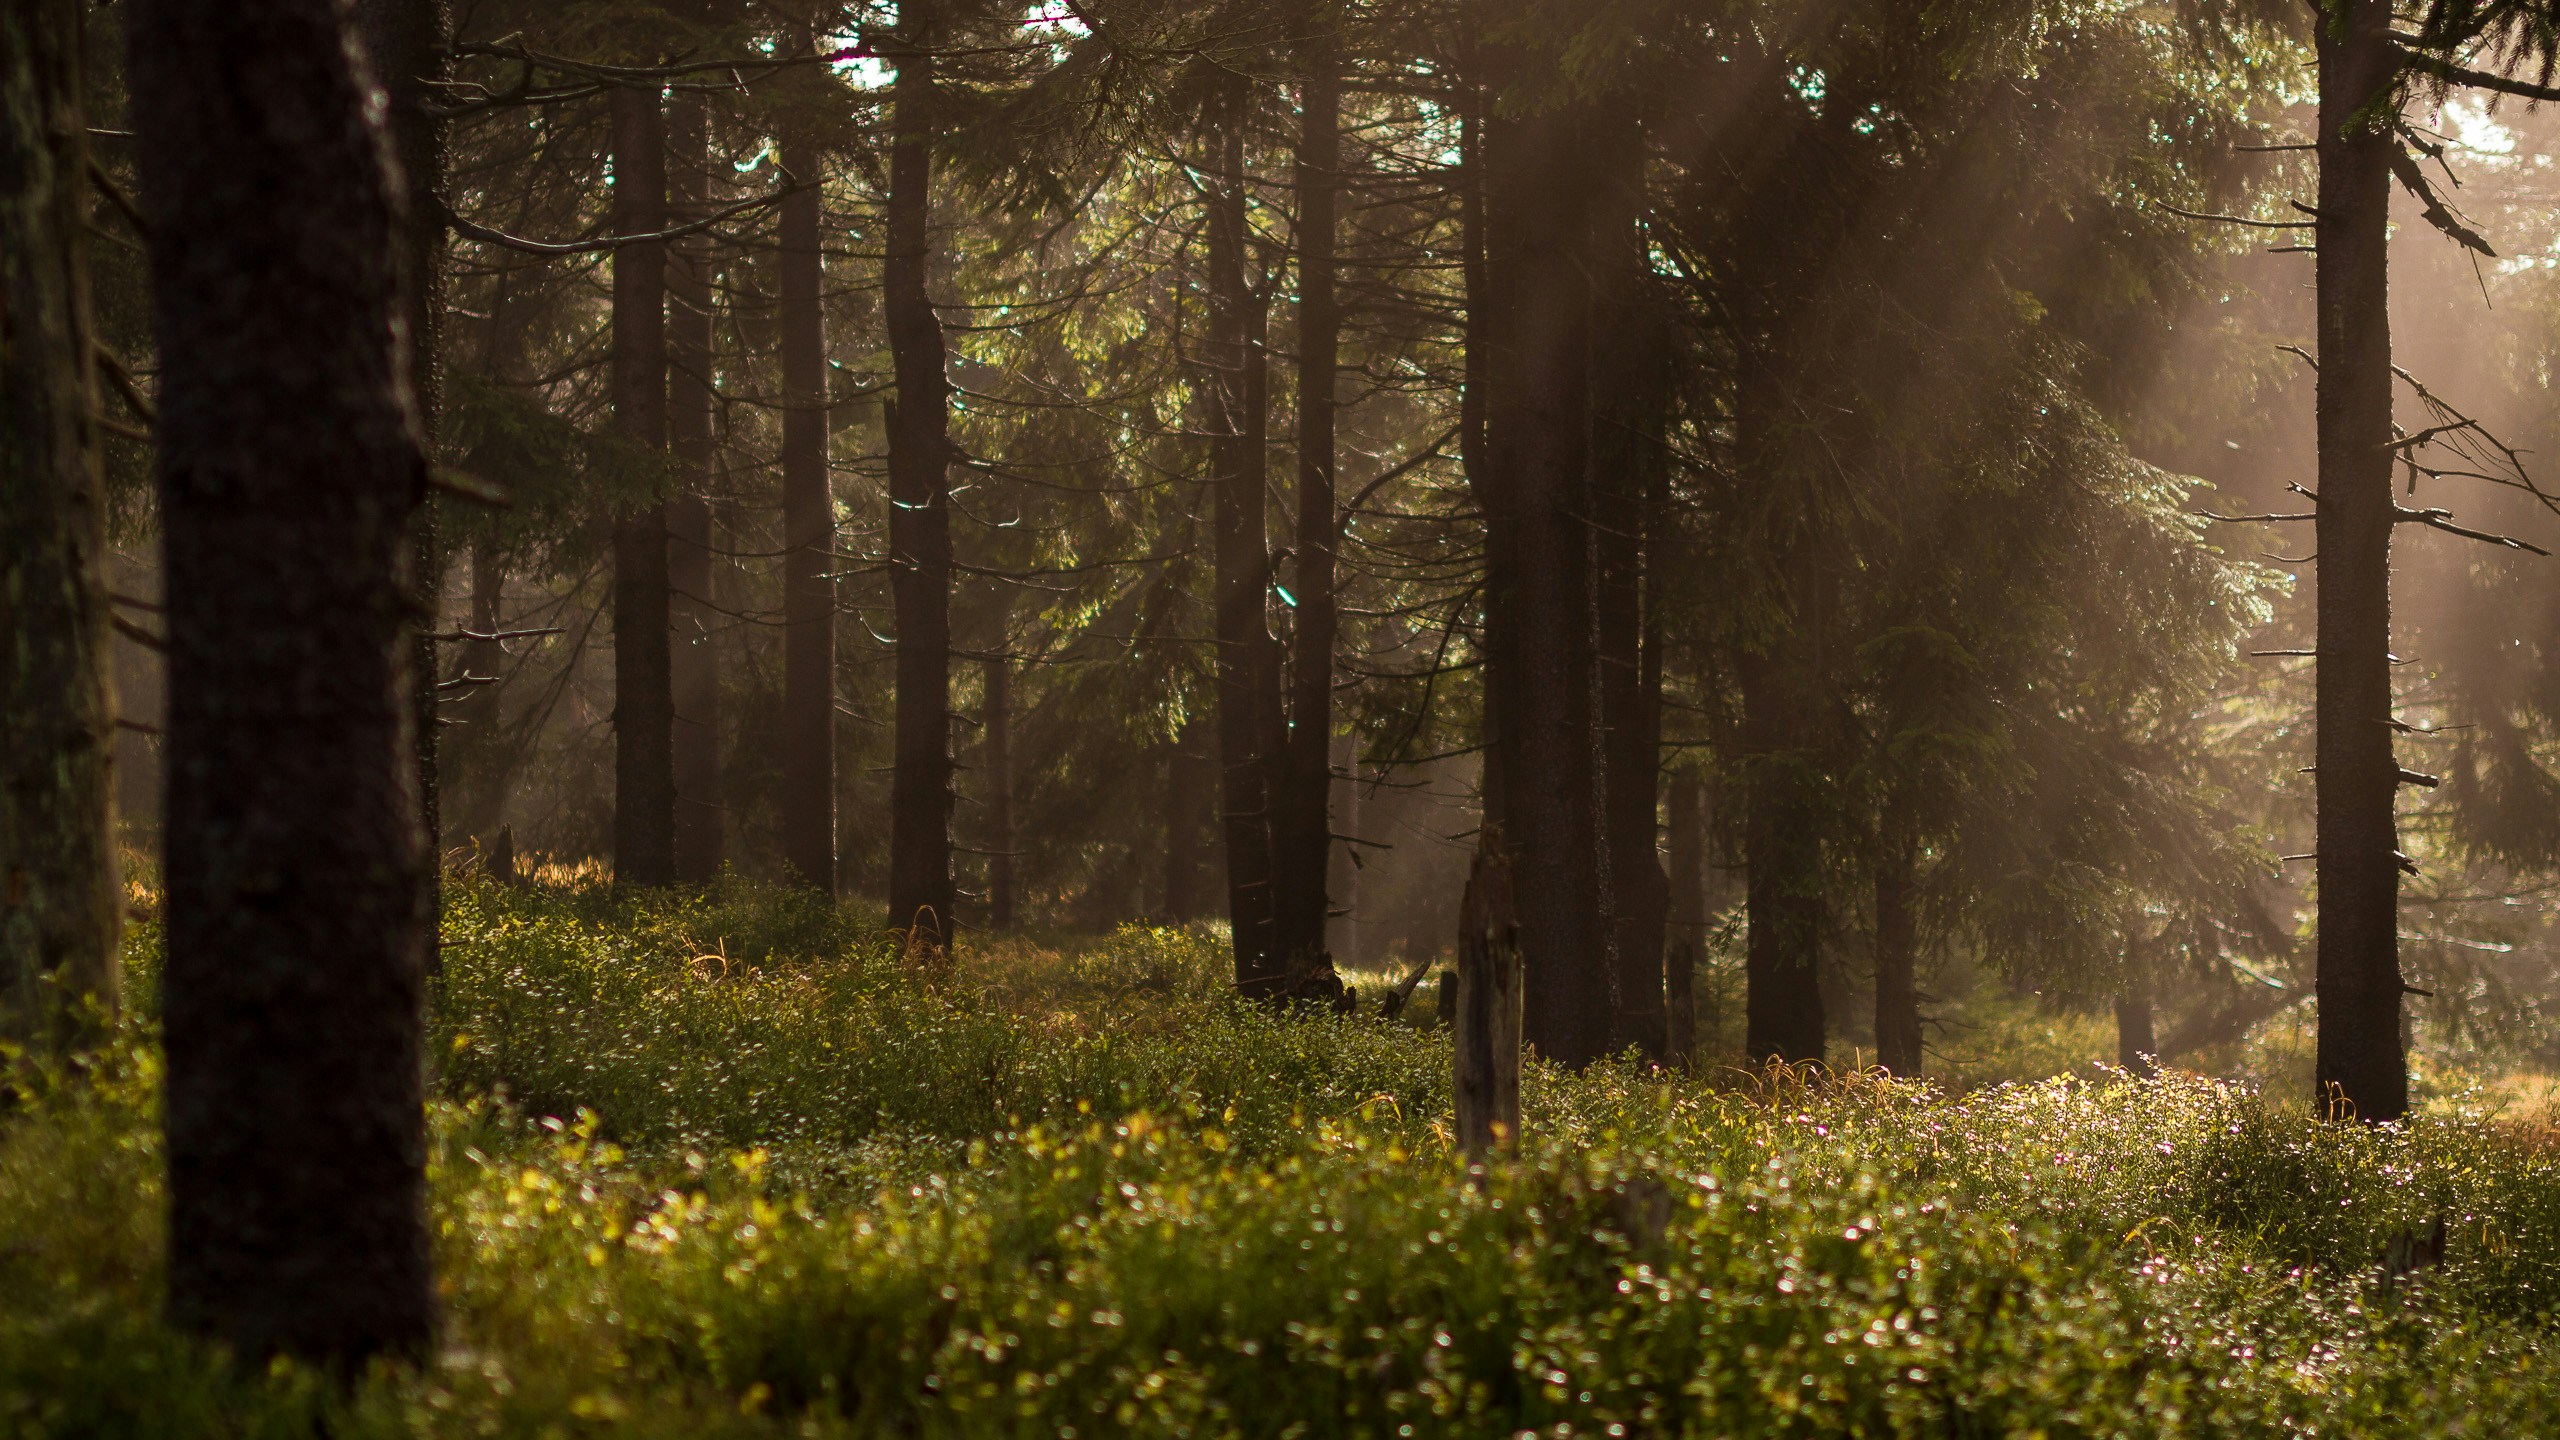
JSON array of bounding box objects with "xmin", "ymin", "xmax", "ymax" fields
[{"xmin": 1455, "ymin": 845, "xmax": 1521, "ymax": 1157}]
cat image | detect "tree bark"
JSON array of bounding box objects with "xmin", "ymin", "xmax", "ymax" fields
[
  {"xmin": 1595, "ymin": 273, "xmax": 1670, "ymax": 1059},
  {"xmin": 1163, "ymin": 712, "xmax": 1219, "ymax": 920},
  {"xmin": 884, "ymin": 23, "xmax": 957, "ymax": 948},
  {"xmin": 133, "ymin": 0, "xmax": 433, "ymax": 1361},
  {"xmin": 668, "ymin": 87, "xmax": 724, "ymax": 884},
  {"xmin": 448, "ymin": 531, "xmax": 509, "ymax": 845},
  {"xmin": 1206, "ymin": 85, "xmax": 1287, "ymax": 996},
  {"xmin": 1272, "ymin": 19, "xmax": 1343, "ymax": 980},
  {"xmin": 1458, "ymin": 110, "xmax": 1509, "ymax": 842},
  {"xmin": 2312, "ymin": 0, "xmax": 2408, "ymax": 1123},
  {"xmin": 1736, "ymin": 339, "xmax": 1827, "ymax": 1067},
  {"xmin": 356, "ymin": 0, "xmax": 449, "ymax": 918},
  {"xmin": 1873, "ymin": 828, "xmax": 1922, "ymax": 1076},
  {"xmin": 1477, "ymin": 91, "xmax": 1616, "ymax": 1065},
  {"xmin": 1454, "ymin": 844, "xmax": 1522, "ymax": 1157},
  {"xmin": 609, "ymin": 87, "xmax": 676, "ymax": 889},
  {"xmin": 983, "ymin": 654, "xmax": 1015, "ymax": 929},
  {"xmin": 2117, "ymin": 917, "xmax": 2159, "ymax": 1078},
  {"xmin": 0, "ymin": 0, "xmax": 121, "ymax": 1049},
  {"xmin": 1327, "ymin": 732, "xmax": 1361, "ymax": 968},
  {"xmin": 777, "ymin": 121, "xmax": 836, "ymax": 895},
  {"xmin": 1666, "ymin": 770, "xmax": 1709, "ymax": 941}
]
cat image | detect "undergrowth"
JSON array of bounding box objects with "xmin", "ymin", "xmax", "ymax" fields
[{"xmin": 10, "ymin": 878, "xmax": 2560, "ymax": 1437}]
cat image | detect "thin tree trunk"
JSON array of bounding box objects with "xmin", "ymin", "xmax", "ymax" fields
[
  {"xmin": 884, "ymin": 22, "xmax": 957, "ymax": 948},
  {"xmin": 449, "ymin": 532, "xmax": 508, "ymax": 845},
  {"xmin": 358, "ymin": 0, "xmax": 450, "ymax": 917},
  {"xmin": 2313, "ymin": 0, "xmax": 2407, "ymax": 1123},
  {"xmin": 1207, "ymin": 86, "xmax": 1287, "ymax": 996},
  {"xmin": 1327, "ymin": 732, "xmax": 1361, "ymax": 968},
  {"xmin": 1458, "ymin": 109, "xmax": 1510, "ymax": 842},
  {"xmin": 984, "ymin": 654, "xmax": 1016, "ymax": 929},
  {"xmin": 1163, "ymin": 713, "xmax": 1219, "ymax": 920},
  {"xmin": 1667, "ymin": 770, "xmax": 1708, "ymax": 942},
  {"xmin": 667, "ymin": 86, "xmax": 723, "ymax": 884},
  {"xmin": 134, "ymin": 0, "xmax": 433, "ymax": 1360},
  {"xmin": 609, "ymin": 87, "xmax": 676, "ymax": 888},
  {"xmin": 777, "ymin": 121, "xmax": 835, "ymax": 895},
  {"xmin": 0, "ymin": 0, "xmax": 120, "ymax": 1046},
  {"xmin": 1873, "ymin": 827, "xmax": 1922, "ymax": 1076},
  {"xmin": 2117, "ymin": 916, "xmax": 2159, "ymax": 1078},
  {"xmin": 1273, "ymin": 18, "xmax": 1342, "ymax": 979}
]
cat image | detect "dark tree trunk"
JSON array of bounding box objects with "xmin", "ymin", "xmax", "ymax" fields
[
  {"xmin": 2312, "ymin": 0, "xmax": 2407, "ymax": 1123},
  {"xmin": 2117, "ymin": 918, "xmax": 2159, "ymax": 1079},
  {"xmin": 1272, "ymin": 20, "xmax": 1342, "ymax": 979},
  {"xmin": 1206, "ymin": 88, "xmax": 1287, "ymax": 996},
  {"xmin": 984, "ymin": 655, "xmax": 1016, "ymax": 929},
  {"xmin": 448, "ymin": 532, "xmax": 509, "ymax": 845},
  {"xmin": 357, "ymin": 0, "xmax": 449, "ymax": 914},
  {"xmin": 1163, "ymin": 713, "xmax": 1219, "ymax": 920},
  {"xmin": 1477, "ymin": 91, "xmax": 1617, "ymax": 1065},
  {"xmin": 1458, "ymin": 110, "xmax": 1509, "ymax": 841},
  {"xmin": 884, "ymin": 27, "xmax": 957, "ymax": 948},
  {"xmin": 0, "ymin": 0, "xmax": 121, "ymax": 1047},
  {"xmin": 668, "ymin": 87, "xmax": 724, "ymax": 883},
  {"xmin": 609, "ymin": 87, "xmax": 675, "ymax": 889},
  {"xmin": 1740, "ymin": 648, "xmax": 1825, "ymax": 1065},
  {"xmin": 1595, "ymin": 277, "xmax": 1670, "ymax": 1059},
  {"xmin": 1736, "ymin": 348, "xmax": 1826, "ymax": 1067},
  {"xmin": 1327, "ymin": 733, "xmax": 1361, "ymax": 968},
  {"xmin": 1666, "ymin": 770, "xmax": 1708, "ymax": 942},
  {"xmin": 777, "ymin": 122, "xmax": 836, "ymax": 895},
  {"xmin": 1665, "ymin": 772, "xmax": 1707, "ymax": 1066},
  {"xmin": 1873, "ymin": 828, "xmax": 1922, "ymax": 1076},
  {"xmin": 133, "ymin": 0, "xmax": 433, "ymax": 1361}
]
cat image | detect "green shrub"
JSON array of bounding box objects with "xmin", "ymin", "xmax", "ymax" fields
[{"xmin": 19, "ymin": 880, "xmax": 2560, "ymax": 1437}]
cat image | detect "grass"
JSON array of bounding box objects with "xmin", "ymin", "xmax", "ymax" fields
[{"xmin": 12, "ymin": 877, "xmax": 2560, "ymax": 1436}]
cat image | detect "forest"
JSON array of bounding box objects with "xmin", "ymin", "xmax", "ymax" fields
[{"xmin": 20, "ymin": 0, "xmax": 2560, "ymax": 1432}]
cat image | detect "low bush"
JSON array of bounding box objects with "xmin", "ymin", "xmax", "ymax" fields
[{"xmin": 12, "ymin": 880, "xmax": 2560, "ymax": 1437}]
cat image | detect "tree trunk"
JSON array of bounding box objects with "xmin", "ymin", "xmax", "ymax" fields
[
  {"xmin": 1665, "ymin": 771, "xmax": 1707, "ymax": 1066},
  {"xmin": 777, "ymin": 121, "xmax": 836, "ymax": 895},
  {"xmin": 133, "ymin": 0, "xmax": 433, "ymax": 1361},
  {"xmin": 1873, "ymin": 828, "xmax": 1922, "ymax": 1076},
  {"xmin": 1272, "ymin": 20, "xmax": 1342, "ymax": 980},
  {"xmin": 1595, "ymin": 272, "xmax": 1670, "ymax": 1059},
  {"xmin": 1478, "ymin": 92, "xmax": 1616, "ymax": 1065},
  {"xmin": 447, "ymin": 532, "xmax": 509, "ymax": 845},
  {"xmin": 1206, "ymin": 87, "xmax": 1287, "ymax": 996},
  {"xmin": 357, "ymin": 0, "xmax": 449, "ymax": 917},
  {"xmin": 2312, "ymin": 0, "xmax": 2407, "ymax": 1123},
  {"xmin": 1458, "ymin": 110, "xmax": 1510, "ymax": 842},
  {"xmin": 884, "ymin": 25, "xmax": 956, "ymax": 948},
  {"xmin": 1163, "ymin": 713, "xmax": 1218, "ymax": 920},
  {"xmin": 668, "ymin": 87, "xmax": 724, "ymax": 884},
  {"xmin": 1667, "ymin": 770, "xmax": 1708, "ymax": 942},
  {"xmin": 609, "ymin": 87, "xmax": 675, "ymax": 889},
  {"xmin": 0, "ymin": 0, "xmax": 120, "ymax": 1048},
  {"xmin": 984, "ymin": 654, "xmax": 1016, "ymax": 929},
  {"xmin": 1454, "ymin": 844, "xmax": 1522, "ymax": 1157},
  {"xmin": 2117, "ymin": 918, "xmax": 2159, "ymax": 1078},
  {"xmin": 1736, "ymin": 340, "xmax": 1827, "ymax": 1067},
  {"xmin": 1327, "ymin": 733, "xmax": 1361, "ymax": 968}
]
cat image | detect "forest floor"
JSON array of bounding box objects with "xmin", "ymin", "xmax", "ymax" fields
[{"xmin": 9, "ymin": 878, "xmax": 2560, "ymax": 1436}]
